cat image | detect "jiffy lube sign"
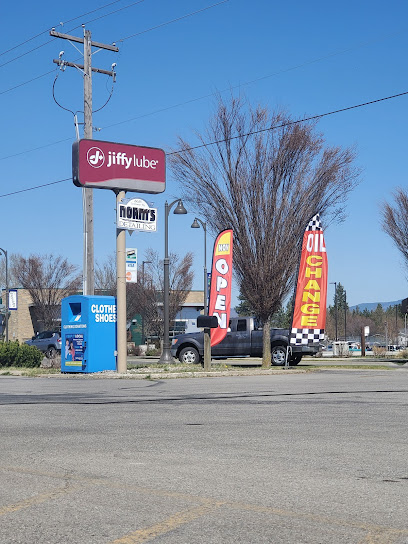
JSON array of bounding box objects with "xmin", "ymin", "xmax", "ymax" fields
[{"xmin": 73, "ymin": 139, "xmax": 166, "ymax": 193}]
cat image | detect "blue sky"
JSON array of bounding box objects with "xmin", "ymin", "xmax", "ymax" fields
[{"xmin": 1, "ymin": 0, "xmax": 407, "ymax": 309}]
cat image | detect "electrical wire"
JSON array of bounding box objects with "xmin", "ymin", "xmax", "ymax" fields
[
  {"xmin": 0, "ymin": 0, "xmax": 226, "ymax": 94},
  {"xmin": 166, "ymin": 90, "xmax": 408, "ymax": 155},
  {"xmin": 0, "ymin": 0, "xmax": 124, "ymax": 58},
  {"xmin": 0, "ymin": 0, "xmax": 145, "ymax": 69},
  {"xmin": 52, "ymin": 71, "xmax": 77, "ymax": 116},
  {"xmin": 0, "ymin": 178, "xmax": 70, "ymax": 198},
  {"xmin": 117, "ymin": 0, "xmax": 229, "ymax": 42},
  {"xmin": 1, "ymin": 89, "xmax": 407, "ymax": 198}
]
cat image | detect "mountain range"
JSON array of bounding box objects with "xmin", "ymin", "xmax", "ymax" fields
[{"xmin": 350, "ymin": 300, "xmax": 402, "ymax": 312}]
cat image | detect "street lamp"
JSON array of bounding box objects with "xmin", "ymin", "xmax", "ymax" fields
[
  {"xmin": 344, "ymin": 290, "xmax": 347, "ymax": 342},
  {"xmin": 329, "ymin": 281, "xmax": 338, "ymax": 341},
  {"xmin": 191, "ymin": 217, "xmax": 208, "ymax": 315},
  {"xmin": 141, "ymin": 260, "xmax": 152, "ymax": 345},
  {"xmin": 159, "ymin": 199, "xmax": 187, "ymax": 364},
  {"xmin": 0, "ymin": 247, "xmax": 8, "ymax": 343}
]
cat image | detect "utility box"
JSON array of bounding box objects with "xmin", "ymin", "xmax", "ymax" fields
[
  {"xmin": 61, "ymin": 295, "xmax": 117, "ymax": 373},
  {"xmin": 333, "ymin": 341, "xmax": 349, "ymax": 357}
]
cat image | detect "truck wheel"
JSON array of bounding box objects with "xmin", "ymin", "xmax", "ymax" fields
[
  {"xmin": 271, "ymin": 345, "xmax": 287, "ymax": 366},
  {"xmin": 179, "ymin": 347, "xmax": 200, "ymax": 364},
  {"xmin": 289, "ymin": 355, "xmax": 302, "ymax": 366}
]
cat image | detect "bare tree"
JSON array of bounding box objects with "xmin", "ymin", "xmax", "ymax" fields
[
  {"xmin": 12, "ymin": 253, "xmax": 81, "ymax": 330},
  {"xmin": 382, "ymin": 188, "xmax": 408, "ymax": 271},
  {"xmin": 0, "ymin": 253, "xmax": 19, "ymax": 289},
  {"xmin": 95, "ymin": 252, "xmax": 116, "ymax": 295},
  {"xmin": 170, "ymin": 95, "xmax": 360, "ymax": 366},
  {"xmin": 96, "ymin": 250, "xmax": 194, "ymax": 343},
  {"xmin": 140, "ymin": 248, "xmax": 194, "ymax": 340}
]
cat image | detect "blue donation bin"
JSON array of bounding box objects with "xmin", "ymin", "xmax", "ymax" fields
[{"xmin": 61, "ymin": 295, "xmax": 117, "ymax": 373}]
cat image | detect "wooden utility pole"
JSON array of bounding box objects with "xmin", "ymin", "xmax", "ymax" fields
[
  {"xmin": 50, "ymin": 28, "xmax": 118, "ymax": 295},
  {"xmin": 83, "ymin": 29, "xmax": 94, "ymax": 296}
]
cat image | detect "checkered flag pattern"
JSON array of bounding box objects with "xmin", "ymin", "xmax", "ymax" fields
[
  {"xmin": 306, "ymin": 214, "xmax": 322, "ymax": 231},
  {"xmin": 290, "ymin": 328, "xmax": 325, "ymax": 346}
]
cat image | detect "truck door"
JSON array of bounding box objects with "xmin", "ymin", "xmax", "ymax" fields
[
  {"xmin": 216, "ymin": 318, "xmax": 250, "ymax": 356},
  {"xmin": 232, "ymin": 318, "xmax": 251, "ymax": 355}
]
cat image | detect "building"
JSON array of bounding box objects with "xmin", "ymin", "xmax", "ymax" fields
[
  {"xmin": 1, "ymin": 288, "xmax": 205, "ymax": 344},
  {"xmin": 1, "ymin": 288, "xmax": 36, "ymax": 342}
]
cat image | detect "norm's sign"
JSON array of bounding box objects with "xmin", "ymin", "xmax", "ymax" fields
[
  {"xmin": 73, "ymin": 139, "xmax": 166, "ymax": 193},
  {"xmin": 117, "ymin": 198, "xmax": 157, "ymax": 232}
]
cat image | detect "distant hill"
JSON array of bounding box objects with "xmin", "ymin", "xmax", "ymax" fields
[{"xmin": 350, "ymin": 300, "xmax": 402, "ymax": 312}]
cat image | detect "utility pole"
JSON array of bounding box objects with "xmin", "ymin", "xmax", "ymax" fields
[
  {"xmin": 50, "ymin": 28, "xmax": 118, "ymax": 296},
  {"xmin": 83, "ymin": 29, "xmax": 94, "ymax": 296}
]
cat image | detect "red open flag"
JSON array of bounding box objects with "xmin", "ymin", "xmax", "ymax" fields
[
  {"xmin": 290, "ymin": 214, "xmax": 328, "ymax": 347},
  {"xmin": 208, "ymin": 229, "xmax": 233, "ymax": 347}
]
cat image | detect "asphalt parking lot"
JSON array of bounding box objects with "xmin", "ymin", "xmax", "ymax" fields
[{"xmin": 1, "ymin": 369, "xmax": 407, "ymax": 543}]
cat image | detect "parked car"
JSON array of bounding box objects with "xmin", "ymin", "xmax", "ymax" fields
[
  {"xmin": 171, "ymin": 316, "xmax": 321, "ymax": 365},
  {"xmin": 25, "ymin": 331, "xmax": 62, "ymax": 358}
]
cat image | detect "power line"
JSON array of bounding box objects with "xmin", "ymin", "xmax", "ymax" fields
[
  {"xmin": 167, "ymin": 90, "xmax": 408, "ymax": 155},
  {"xmin": 1, "ymin": 89, "xmax": 407, "ymax": 199},
  {"xmin": 0, "ymin": 0, "xmax": 228, "ymax": 93},
  {"xmin": 117, "ymin": 0, "xmax": 229, "ymax": 42},
  {"xmin": 0, "ymin": 0, "xmax": 145, "ymax": 69},
  {"xmin": 0, "ymin": 178, "xmax": 70, "ymax": 198},
  {"xmin": 0, "ymin": 0, "xmax": 124, "ymax": 58},
  {"xmin": 1, "ymin": 0, "xmax": 225, "ymax": 69}
]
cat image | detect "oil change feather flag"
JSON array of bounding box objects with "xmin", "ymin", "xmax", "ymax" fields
[
  {"xmin": 290, "ymin": 214, "xmax": 328, "ymax": 347},
  {"xmin": 208, "ymin": 229, "xmax": 233, "ymax": 347}
]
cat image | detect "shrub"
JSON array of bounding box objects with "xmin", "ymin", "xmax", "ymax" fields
[
  {"xmin": 373, "ymin": 346, "xmax": 386, "ymax": 357},
  {"xmin": 127, "ymin": 343, "xmax": 141, "ymax": 356},
  {"xmin": 15, "ymin": 344, "xmax": 43, "ymax": 367},
  {"xmin": 0, "ymin": 341, "xmax": 42, "ymax": 368},
  {"xmin": 0, "ymin": 341, "xmax": 19, "ymax": 367}
]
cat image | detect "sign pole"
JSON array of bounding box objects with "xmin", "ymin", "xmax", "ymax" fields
[{"xmin": 116, "ymin": 191, "xmax": 127, "ymax": 373}]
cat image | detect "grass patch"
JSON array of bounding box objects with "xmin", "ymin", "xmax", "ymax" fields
[
  {"xmin": 0, "ymin": 367, "xmax": 61, "ymax": 377},
  {"xmin": 303, "ymin": 364, "xmax": 395, "ymax": 370}
]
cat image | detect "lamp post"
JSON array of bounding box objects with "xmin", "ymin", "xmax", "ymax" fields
[
  {"xmin": 0, "ymin": 247, "xmax": 8, "ymax": 342},
  {"xmin": 159, "ymin": 199, "xmax": 187, "ymax": 364},
  {"xmin": 344, "ymin": 290, "xmax": 347, "ymax": 342},
  {"xmin": 191, "ymin": 218, "xmax": 208, "ymax": 315},
  {"xmin": 330, "ymin": 281, "xmax": 338, "ymax": 341},
  {"xmin": 141, "ymin": 260, "xmax": 152, "ymax": 345}
]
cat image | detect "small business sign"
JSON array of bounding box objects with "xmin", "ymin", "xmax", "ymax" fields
[
  {"xmin": 126, "ymin": 248, "xmax": 137, "ymax": 283},
  {"xmin": 73, "ymin": 139, "xmax": 166, "ymax": 193},
  {"xmin": 208, "ymin": 229, "xmax": 233, "ymax": 347},
  {"xmin": 117, "ymin": 198, "xmax": 157, "ymax": 232},
  {"xmin": 9, "ymin": 289, "xmax": 17, "ymax": 310}
]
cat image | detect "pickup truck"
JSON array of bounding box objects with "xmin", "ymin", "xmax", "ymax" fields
[{"xmin": 171, "ymin": 316, "xmax": 320, "ymax": 365}]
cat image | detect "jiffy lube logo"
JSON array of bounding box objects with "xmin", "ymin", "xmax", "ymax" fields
[
  {"xmin": 87, "ymin": 147, "xmax": 105, "ymax": 168},
  {"xmin": 106, "ymin": 151, "xmax": 159, "ymax": 170}
]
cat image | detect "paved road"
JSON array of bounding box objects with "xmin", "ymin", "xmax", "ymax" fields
[{"xmin": 1, "ymin": 370, "xmax": 408, "ymax": 543}]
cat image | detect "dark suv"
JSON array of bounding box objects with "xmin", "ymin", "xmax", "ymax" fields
[{"xmin": 25, "ymin": 331, "xmax": 62, "ymax": 358}]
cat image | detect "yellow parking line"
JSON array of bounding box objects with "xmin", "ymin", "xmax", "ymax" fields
[
  {"xmin": 110, "ymin": 501, "xmax": 225, "ymax": 544},
  {"xmin": 0, "ymin": 484, "xmax": 81, "ymax": 516},
  {"xmin": 3, "ymin": 466, "xmax": 408, "ymax": 544},
  {"xmin": 357, "ymin": 529, "xmax": 405, "ymax": 544}
]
